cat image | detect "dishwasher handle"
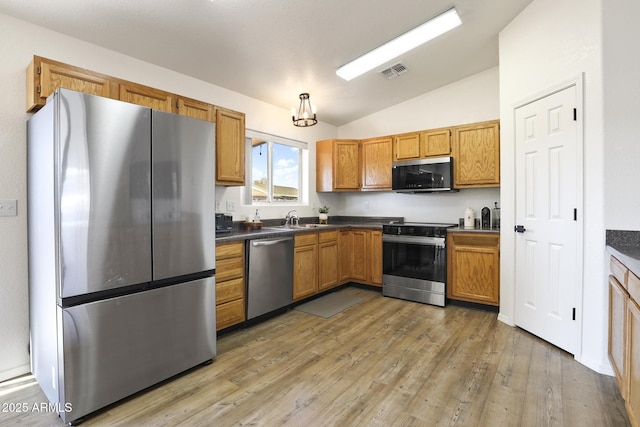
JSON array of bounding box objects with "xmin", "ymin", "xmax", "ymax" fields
[{"xmin": 251, "ymin": 237, "xmax": 292, "ymax": 247}]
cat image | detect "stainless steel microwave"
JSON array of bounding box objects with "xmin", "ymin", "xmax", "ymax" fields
[{"xmin": 392, "ymin": 156, "xmax": 457, "ymax": 193}]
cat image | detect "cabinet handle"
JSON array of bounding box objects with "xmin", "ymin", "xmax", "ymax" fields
[{"xmin": 514, "ymin": 225, "xmax": 526, "ymax": 233}]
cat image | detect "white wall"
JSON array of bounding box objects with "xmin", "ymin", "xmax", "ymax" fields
[
  {"xmin": 333, "ymin": 68, "xmax": 501, "ymax": 223},
  {"xmin": 603, "ymin": 0, "xmax": 640, "ymax": 230},
  {"xmin": 0, "ymin": 13, "xmax": 338, "ymax": 381},
  {"xmin": 498, "ymin": 0, "xmax": 609, "ymax": 373}
]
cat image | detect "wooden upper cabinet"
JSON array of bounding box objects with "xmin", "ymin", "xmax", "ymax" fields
[
  {"xmin": 177, "ymin": 96, "xmax": 215, "ymax": 121},
  {"xmin": 316, "ymin": 139, "xmax": 360, "ymax": 192},
  {"xmin": 421, "ymin": 127, "xmax": 451, "ymax": 157},
  {"xmin": 216, "ymin": 107, "xmax": 246, "ymax": 186},
  {"xmin": 393, "ymin": 132, "xmax": 421, "ymax": 161},
  {"xmin": 361, "ymin": 137, "xmax": 392, "ymax": 191},
  {"xmin": 119, "ymin": 82, "xmax": 175, "ymax": 113},
  {"xmin": 452, "ymin": 120, "xmax": 500, "ymax": 188},
  {"xmin": 27, "ymin": 56, "xmax": 118, "ymax": 112}
]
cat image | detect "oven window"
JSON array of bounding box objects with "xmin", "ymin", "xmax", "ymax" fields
[{"xmin": 383, "ymin": 241, "xmax": 447, "ymax": 283}]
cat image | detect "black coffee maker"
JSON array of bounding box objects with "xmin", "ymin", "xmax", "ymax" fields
[{"xmin": 481, "ymin": 207, "xmax": 491, "ymax": 229}]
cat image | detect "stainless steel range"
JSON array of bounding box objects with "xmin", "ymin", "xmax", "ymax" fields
[{"xmin": 382, "ymin": 222, "xmax": 457, "ymax": 307}]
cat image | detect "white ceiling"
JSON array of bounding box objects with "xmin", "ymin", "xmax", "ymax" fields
[{"xmin": 0, "ymin": 0, "xmax": 532, "ymax": 126}]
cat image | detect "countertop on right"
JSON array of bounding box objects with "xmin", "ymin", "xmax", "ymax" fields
[{"xmin": 447, "ymin": 226, "xmax": 500, "ymax": 234}]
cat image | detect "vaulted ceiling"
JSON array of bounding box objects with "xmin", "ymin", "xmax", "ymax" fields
[{"xmin": 0, "ymin": 0, "xmax": 532, "ymax": 126}]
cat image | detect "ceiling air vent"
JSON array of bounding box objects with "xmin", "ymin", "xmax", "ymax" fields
[{"xmin": 380, "ymin": 62, "xmax": 408, "ymax": 80}]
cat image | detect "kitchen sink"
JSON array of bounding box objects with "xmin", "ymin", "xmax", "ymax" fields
[{"xmin": 266, "ymin": 224, "xmax": 331, "ymax": 230}]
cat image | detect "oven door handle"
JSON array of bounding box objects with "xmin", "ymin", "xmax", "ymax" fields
[{"xmin": 382, "ymin": 235, "xmax": 445, "ymax": 247}]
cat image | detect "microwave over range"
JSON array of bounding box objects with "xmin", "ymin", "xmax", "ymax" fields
[{"xmin": 392, "ymin": 156, "xmax": 457, "ymax": 193}]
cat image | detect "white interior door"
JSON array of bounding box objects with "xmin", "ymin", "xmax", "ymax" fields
[{"xmin": 514, "ymin": 85, "xmax": 580, "ymax": 354}]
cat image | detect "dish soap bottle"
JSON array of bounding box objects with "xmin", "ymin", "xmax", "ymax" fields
[{"xmin": 253, "ymin": 209, "xmax": 260, "ymax": 223}]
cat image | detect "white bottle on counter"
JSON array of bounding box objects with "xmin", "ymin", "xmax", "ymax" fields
[{"xmin": 464, "ymin": 207, "xmax": 474, "ymax": 229}]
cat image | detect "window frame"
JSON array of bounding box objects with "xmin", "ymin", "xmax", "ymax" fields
[{"xmin": 244, "ymin": 129, "xmax": 309, "ymax": 206}]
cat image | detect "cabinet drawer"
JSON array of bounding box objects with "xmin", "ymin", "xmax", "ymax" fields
[
  {"xmin": 318, "ymin": 230, "xmax": 338, "ymax": 243},
  {"xmin": 216, "ymin": 256, "xmax": 244, "ymax": 282},
  {"xmin": 216, "ymin": 299, "xmax": 245, "ymax": 331},
  {"xmin": 295, "ymin": 233, "xmax": 318, "ymax": 247},
  {"xmin": 630, "ymin": 271, "xmax": 640, "ymax": 304},
  {"xmin": 611, "ymin": 256, "xmax": 629, "ymax": 290},
  {"xmin": 216, "ymin": 277, "xmax": 244, "ymax": 305},
  {"xmin": 216, "ymin": 241, "xmax": 245, "ymax": 260},
  {"xmin": 450, "ymin": 233, "xmax": 499, "ymax": 247}
]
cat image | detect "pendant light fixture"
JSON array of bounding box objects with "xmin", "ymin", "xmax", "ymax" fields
[{"xmin": 291, "ymin": 93, "xmax": 317, "ymax": 127}]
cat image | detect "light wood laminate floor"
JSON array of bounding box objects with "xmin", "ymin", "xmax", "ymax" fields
[{"xmin": 0, "ymin": 287, "xmax": 630, "ymax": 426}]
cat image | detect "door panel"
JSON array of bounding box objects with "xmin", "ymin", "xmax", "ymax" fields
[
  {"xmin": 514, "ymin": 85, "xmax": 579, "ymax": 354},
  {"xmin": 152, "ymin": 111, "xmax": 216, "ymax": 280},
  {"xmin": 58, "ymin": 90, "xmax": 152, "ymax": 298}
]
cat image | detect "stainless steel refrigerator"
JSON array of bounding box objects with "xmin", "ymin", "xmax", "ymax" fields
[{"xmin": 27, "ymin": 89, "xmax": 217, "ymax": 424}]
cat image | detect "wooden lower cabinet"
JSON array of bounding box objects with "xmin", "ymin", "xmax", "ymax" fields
[
  {"xmin": 627, "ymin": 298, "xmax": 640, "ymax": 426},
  {"xmin": 294, "ymin": 228, "xmax": 382, "ymax": 301},
  {"xmin": 447, "ymin": 232, "xmax": 500, "ymax": 305},
  {"xmin": 608, "ymin": 254, "xmax": 640, "ymax": 425},
  {"xmin": 368, "ymin": 230, "xmax": 383, "ymax": 286},
  {"xmin": 341, "ymin": 229, "xmax": 382, "ymax": 287},
  {"xmin": 338, "ymin": 230, "xmax": 353, "ymax": 282},
  {"xmin": 318, "ymin": 231, "xmax": 339, "ymax": 291},
  {"xmin": 215, "ymin": 241, "xmax": 246, "ymax": 330},
  {"xmin": 293, "ymin": 233, "xmax": 318, "ymax": 301},
  {"xmin": 351, "ymin": 230, "xmax": 369, "ymax": 282},
  {"xmin": 609, "ymin": 276, "xmax": 628, "ymax": 399}
]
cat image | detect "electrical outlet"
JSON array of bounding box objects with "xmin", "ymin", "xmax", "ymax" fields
[
  {"xmin": 226, "ymin": 201, "xmax": 235, "ymax": 212},
  {"xmin": 365, "ymin": 201, "xmax": 370, "ymax": 210},
  {"xmin": 0, "ymin": 199, "xmax": 17, "ymax": 217},
  {"xmin": 215, "ymin": 201, "xmax": 221, "ymax": 211}
]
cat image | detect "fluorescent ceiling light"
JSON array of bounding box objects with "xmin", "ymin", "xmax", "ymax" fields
[{"xmin": 336, "ymin": 8, "xmax": 461, "ymax": 81}]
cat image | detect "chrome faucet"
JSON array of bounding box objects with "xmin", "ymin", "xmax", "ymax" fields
[{"xmin": 285, "ymin": 210, "xmax": 299, "ymax": 227}]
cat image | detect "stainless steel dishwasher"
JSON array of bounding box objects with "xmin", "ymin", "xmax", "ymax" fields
[{"xmin": 246, "ymin": 236, "xmax": 294, "ymax": 319}]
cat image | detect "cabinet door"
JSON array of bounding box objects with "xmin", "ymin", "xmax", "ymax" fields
[
  {"xmin": 628, "ymin": 298, "xmax": 640, "ymax": 426},
  {"xmin": 609, "ymin": 276, "xmax": 628, "ymax": 399},
  {"xmin": 177, "ymin": 96, "xmax": 215, "ymax": 121},
  {"xmin": 318, "ymin": 239, "xmax": 339, "ymax": 291},
  {"xmin": 119, "ymin": 82, "xmax": 175, "ymax": 112},
  {"xmin": 447, "ymin": 233, "xmax": 500, "ymax": 305},
  {"xmin": 333, "ymin": 141, "xmax": 360, "ymax": 190},
  {"xmin": 452, "ymin": 120, "xmax": 500, "ymax": 187},
  {"xmin": 368, "ymin": 230, "xmax": 383, "ymax": 286},
  {"xmin": 293, "ymin": 244, "xmax": 318, "ymax": 301},
  {"xmin": 361, "ymin": 137, "xmax": 392, "ymax": 190},
  {"xmin": 351, "ymin": 230, "xmax": 368, "ymax": 282},
  {"xmin": 338, "ymin": 230, "xmax": 353, "ymax": 283},
  {"xmin": 394, "ymin": 133, "xmax": 421, "ymax": 161},
  {"xmin": 216, "ymin": 108, "xmax": 246, "ymax": 186},
  {"xmin": 421, "ymin": 128, "xmax": 451, "ymax": 157},
  {"xmin": 27, "ymin": 56, "xmax": 118, "ymax": 112}
]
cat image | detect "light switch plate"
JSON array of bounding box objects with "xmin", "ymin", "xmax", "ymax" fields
[
  {"xmin": 226, "ymin": 201, "xmax": 235, "ymax": 212},
  {"xmin": 0, "ymin": 199, "xmax": 17, "ymax": 217}
]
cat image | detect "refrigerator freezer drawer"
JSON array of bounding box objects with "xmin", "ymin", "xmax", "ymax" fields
[{"xmin": 58, "ymin": 277, "xmax": 216, "ymax": 424}]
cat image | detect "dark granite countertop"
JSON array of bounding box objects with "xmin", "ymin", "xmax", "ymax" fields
[
  {"xmin": 606, "ymin": 230, "xmax": 640, "ymax": 278},
  {"xmin": 215, "ymin": 216, "xmax": 403, "ymax": 243},
  {"xmin": 447, "ymin": 226, "xmax": 500, "ymax": 234}
]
